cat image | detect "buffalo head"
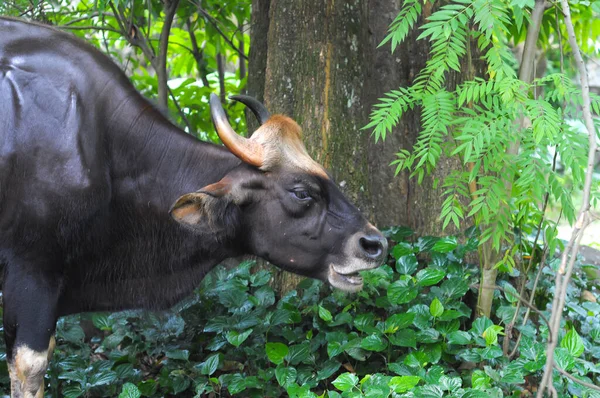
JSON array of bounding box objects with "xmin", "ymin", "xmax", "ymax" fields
[{"xmin": 170, "ymin": 94, "xmax": 387, "ymax": 292}]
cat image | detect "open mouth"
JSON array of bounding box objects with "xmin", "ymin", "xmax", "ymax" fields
[{"xmin": 328, "ymin": 265, "xmax": 364, "ymax": 292}]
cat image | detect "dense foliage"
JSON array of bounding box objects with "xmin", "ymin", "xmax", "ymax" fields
[
  {"xmin": 368, "ymin": 0, "xmax": 599, "ymax": 248},
  {"xmin": 0, "ymin": 228, "xmax": 597, "ymax": 397},
  {"xmin": 0, "ymin": 0, "xmax": 251, "ymax": 142}
]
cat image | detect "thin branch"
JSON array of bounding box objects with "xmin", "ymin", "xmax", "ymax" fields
[
  {"xmin": 156, "ymin": 0, "xmax": 181, "ymax": 110},
  {"xmin": 504, "ymin": 149, "xmax": 560, "ymax": 357},
  {"xmin": 100, "ymin": 14, "xmax": 111, "ymax": 55},
  {"xmin": 58, "ymin": 25, "xmax": 122, "ymax": 34},
  {"xmin": 61, "ymin": 12, "xmax": 116, "ymax": 26},
  {"xmin": 553, "ymin": 362, "xmax": 600, "ymax": 392},
  {"xmin": 238, "ymin": 20, "xmax": 246, "ymax": 80},
  {"xmin": 508, "ymin": 243, "xmax": 551, "ymax": 359},
  {"xmin": 186, "ymin": 17, "xmax": 212, "ymax": 88},
  {"xmin": 110, "ymin": 1, "xmax": 156, "ymax": 64},
  {"xmin": 537, "ymin": 1, "xmax": 599, "ymax": 394},
  {"xmin": 146, "ymin": 0, "xmax": 153, "ymax": 40},
  {"xmin": 473, "ymin": 283, "xmax": 552, "ymax": 341},
  {"xmin": 506, "ymin": 0, "xmax": 547, "ymax": 157},
  {"xmin": 168, "ymin": 87, "xmax": 193, "ymax": 132},
  {"xmin": 217, "ymin": 52, "xmax": 226, "ymax": 103},
  {"xmin": 198, "ymin": 7, "xmax": 248, "ymax": 60},
  {"xmin": 479, "ymin": 0, "xmax": 548, "ymax": 320}
]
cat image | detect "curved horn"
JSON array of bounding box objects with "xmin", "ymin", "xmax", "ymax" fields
[
  {"xmin": 210, "ymin": 93, "xmax": 264, "ymax": 167},
  {"xmin": 230, "ymin": 95, "xmax": 271, "ymax": 125}
]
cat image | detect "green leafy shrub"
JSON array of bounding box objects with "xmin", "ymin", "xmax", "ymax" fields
[{"xmin": 0, "ymin": 227, "xmax": 598, "ymax": 396}]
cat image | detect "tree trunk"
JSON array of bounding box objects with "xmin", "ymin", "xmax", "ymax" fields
[{"xmin": 248, "ymin": 0, "xmax": 482, "ymax": 294}]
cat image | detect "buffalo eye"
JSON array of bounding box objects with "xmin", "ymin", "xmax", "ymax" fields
[{"xmin": 291, "ymin": 188, "xmax": 312, "ymax": 201}]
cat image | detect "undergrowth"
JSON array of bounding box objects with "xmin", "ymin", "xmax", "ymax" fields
[{"xmin": 0, "ymin": 227, "xmax": 598, "ymax": 397}]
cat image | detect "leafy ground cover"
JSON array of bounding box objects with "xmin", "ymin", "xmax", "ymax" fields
[{"xmin": 0, "ymin": 227, "xmax": 598, "ymax": 397}]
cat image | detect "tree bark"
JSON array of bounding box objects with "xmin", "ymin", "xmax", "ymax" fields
[{"xmin": 248, "ymin": 0, "xmax": 482, "ymax": 293}]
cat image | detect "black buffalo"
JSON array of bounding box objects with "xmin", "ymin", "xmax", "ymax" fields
[{"xmin": 0, "ymin": 17, "xmax": 387, "ymax": 397}]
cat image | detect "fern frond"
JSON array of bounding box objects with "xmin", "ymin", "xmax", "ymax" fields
[
  {"xmin": 413, "ymin": 90, "xmax": 456, "ymax": 170},
  {"xmin": 472, "ymin": 0, "xmax": 511, "ymax": 39},
  {"xmin": 440, "ymin": 170, "xmax": 469, "ymax": 229},
  {"xmin": 525, "ymin": 99, "xmax": 562, "ymax": 144},
  {"xmin": 414, "ymin": 2, "xmax": 471, "ymax": 93},
  {"xmin": 379, "ymin": 0, "xmax": 422, "ymax": 53},
  {"xmin": 364, "ymin": 88, "xmax": 416, "ymax": 142}
]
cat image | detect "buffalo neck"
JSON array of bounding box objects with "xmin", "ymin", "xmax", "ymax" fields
[{"xmin": 104, "ymin": 87, "xmax": 241, "ymax": 212}]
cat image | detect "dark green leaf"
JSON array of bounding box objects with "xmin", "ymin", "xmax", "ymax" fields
[
  {"xmin": 560, "ymin": 329, "xmax": 585, "ymax": 357},
  {"xmin": 416, "ymin": 268, "xmax": 446, "ymax": 286},
  {"xmin": 199, "ymin": 354, "xmax": 220, "ymax": 376},
  {"xmin": 384, "ymin": 313, "xmax": 415, "ymax": 333},
  {"xmin": 165, "ymin": 349, "xmax": 189, "ymax": 361},
  {"xmin": 415, "ymin": 234, "xmax": 438, "ymax": 250},
  {"xmin": 266, "ymin": 342, "xmax": 289, "ymax": 365},
  {"xmin": 92, "ymin": 313, "xmax": 112, "ymax": 331},
  {"xmin": 226, "ymin": 329, "xmax": 253, "ymax": 347},
  {"xmin": 332, "ymin": 373, "xmax": 358, "ymax": 392},
  {"xmin": 171, "ymin": 372, "xmax": 191, "ymax": 395},
  {"xmin": 430, "ymin": 298, "xmax": 444, "ymax": 317},
  {"xmin": 275, "ymin": 365, "xmax": 297, "ymax": 387},
  {"xmin": 389, "ymin": 375, "xmax": 420, "ymax": 393},
  {"xmin": 286, "ymin": 342, "xmax": 311, "ymax": 365},
  {"xmin": 389, "ymin": 329, "xmax": 417, "ymax": 348},
  {"xmin": 388, "ymin": 279, "xmax": 418, "ymax": 304},
  {"xmin": 318, "ymin": 305, "xmax": 333, "ymax": 322},
  {"xmin": 446, "ymin": 331, "xmax": 472, "ymax": 345},
  {"xmin": 137, "ymin": 380, "xmax": 157, "ymax": 396},
  {"xmin": 439, "ymin": 375, "xmax": 461, "ymax": 391},
  {"xmin": 501, "ymin": 362, "xmax": 525, "ymax": 384},
  {"xmin": 396, "ymin": 254, "xmax": 418, "ymax": 275},
  {"xmin": 471, "ymin": 317, "xmax": 493, "ymax": 336},
  {"xmin": 432, "ymin": 236, "xmax": 458, "ymax": 253},
  {"xmin": 224, "ymin": 374, "xmax": 247, "ymax": 395},
  {"xmin": 383, "ymin": 226, "xmax": 414, "ymax": 241},
  {"xmin": 392, "ymin": 242, "xmax": 414, "ymax": 259},
  {"xmin": 62, "ymin": 385, "xmax": 84, "ymax": 398},
  {"xmin": 360, "ymin": 334, "xmax": 388, "ymax": 352},
  {"xmin": 119, "ymin": 383, "xmax": 141, "ymax": 398},
  {"xmin": 316, "ymin": 360, "xmax": 341, "ymax": 381},
  {"xmin": 89, "ymin": 371, "xmax": 117, "ymax": 387},
  {"xmin": 354, "ymin": 313, "xmax": 376, "ymax": 333},
  {"xmin": 555, "ymin": 347, "xmax": 575, "ymax": 371},
  {"xmin": 270, "ymin": 309, "xmax": 294, "ymax": 326}
]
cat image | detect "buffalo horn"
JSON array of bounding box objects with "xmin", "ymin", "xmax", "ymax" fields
[
  {"xmin": 209, "ymin": 93, "xmax": 264, "ymax": 167},
  {"xmin": 230, "ymin": 95, "xmax": 271, "ymax": 125}
]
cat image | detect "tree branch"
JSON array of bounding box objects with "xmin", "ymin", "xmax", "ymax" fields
[
  {"xmin": 238, "ymin": 20, "xmax": 246, "ymax": 80},
  {"xmin": 168, "ymin": 87, "xmax": 193, "ymax": 133},
  {"xmin": 58, "ymin": 25, "xmax": 122, "ymax": 34},
  {"xmin": 156, "ymin": 0, "xmax": 180, "ymax": 111},
  {"xmin": 473, "ymin": 283, "xmax": 552, "ymax": 341},
  {"xmin": 537, "ymin": 1, "xmax": 599, "ymax": 395},
  {"xmin": 110, "ymin": 1, "xmax": 156, "ymax": 66},
  {"xmin": 186, "ymin": 18, "xmax": 212, "ymax": 88},
  {"xmin": 478, "ymin": 0, "xmax": 548, "ymax": 319},
  {"xmin": 217, "ymin": 52, "xmax": 226, "ymax": 103},
  {"xmin": 504, "ymin": 149, "xmax": 560, "ymax": 357},
  {"xmin": 553, "ymin": 362, "xmax": 600, "ymax": 392},
  {"xmin": 198, "ymin": 7, "xmax": 248, "ymax": 61},
  {"xmin": 61, "ymin": 12, "xmax": 116, "ymax": 26}
]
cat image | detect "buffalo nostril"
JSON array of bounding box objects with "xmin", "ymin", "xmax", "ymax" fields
[{"xmin": 359, "ymin": 235, "xmax": 386, "ymax": 259}]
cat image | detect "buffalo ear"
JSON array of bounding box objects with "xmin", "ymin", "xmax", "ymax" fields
[
  {"xmin": 170, "ymin": 179, "xmax": 233, "ymax": 228},
  {"xmin": 170, "ymin": 192, "xmax": 208, "ymax": 225}
]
